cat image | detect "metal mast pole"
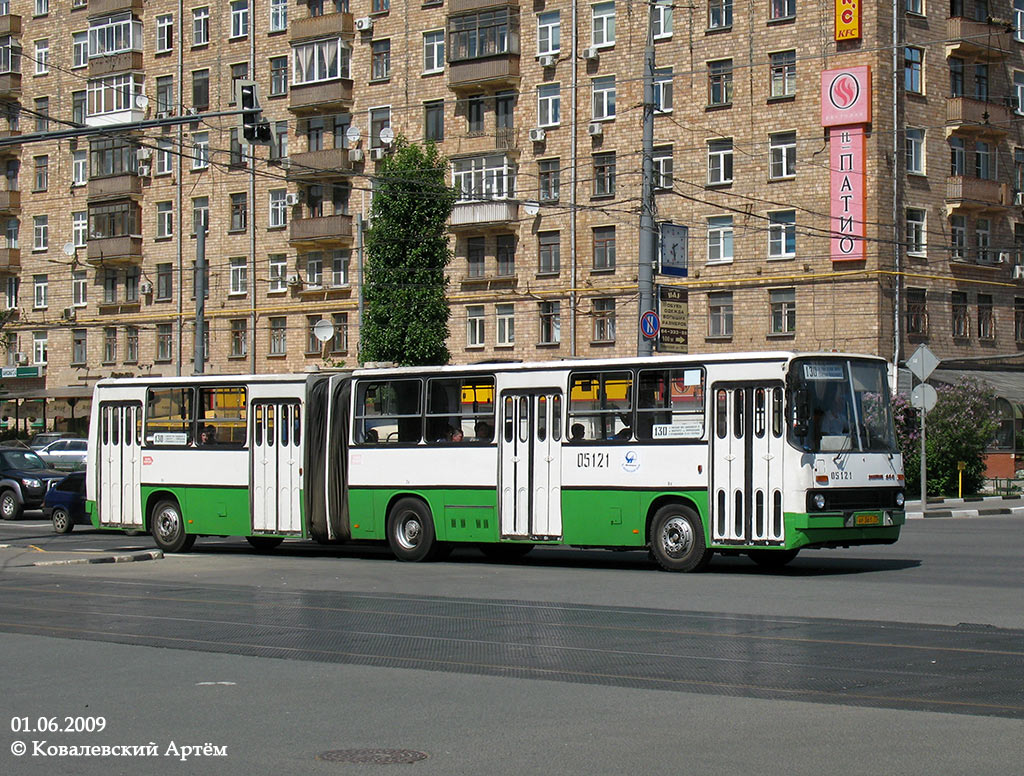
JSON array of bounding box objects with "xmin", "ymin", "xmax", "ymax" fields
[{"xmin": 637, "ymin": 2, "xmax": 657, "ymax": 357}]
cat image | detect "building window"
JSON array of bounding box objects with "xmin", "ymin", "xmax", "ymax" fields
[
  {"xmin": 156, "ymin": 323, "xmax": 173, "ymax": 362},
  {"xmin": 192, "ymin": 196, "xmax": 209, "ymax": 234},
  {"xmin": 708, "ymin": 139, "xmax": 733, "ymax": 185},
  {"xmin": 371, "ymin": 39, "xmax": 391, "ymax": 80},
  {"xmin": 592, "ymin": 2, "xmax": 615, "ymax": 47},
  {"xmin": 230, "ymin": 319, "xmax": 248, "ymax": 357},
  {"xmin": 369, "ymin": 106, "xmax": 391, "ymax": 149},
  {"xmin": 951, "ymin": 291, "xmax": 969, "ymax": 338},
  {"xmin": 707, "ymin": 216, "xmax": 733, "ymax": 263},
  {"xmin": 496, "ymin": 234, "xmax": 514, "ymax": 276},
  {"xmin": 293, "ymin": 38, "xmax": 352, "ymax": 84},
  {"xmin": 72, "ymin": 91, "xmax": 86, "ymax": 125},
  {"xmin": 191, "ymin": 132, "xmax": 209, "ymax": 170},
  {"xmin": 906, "ymin": 128, "xmax": 924, "ymax": 174},
  {"xmin": 975, "ymin": 218, "xmax": 991, "ymax": 263},
  {"xmin": 33, "ymin": 155, "xmax": 47, "ymax": 192},
  {"xmin": 709, "ymin": 0, "xmax": 733, "ymax": 28},
  {"xmin": 33, "ymin": 274, "xmax": 47, "ymax": 308},
  {"xmin": 905, "ymin": 47, "xmax": 923, "ymax": 94},
  {"xmin": 654, "ymin": 68, "xmax": 673, "ymax": 113},
  {"xmin": 230, "ymin": 0, "xmax": 249, "ymax": 39},
  {"xmin": 452, "ymin": 154, "xmax": 514, "ymax": 200},
  {"xmin": 424, "ymin": 100, "xmax": 444, "ymax": 142},
  {"xmin": 305, "ymin": 253, "xmax": 323, "ymax": 287},
  {"xmin": 269, "ymin": 316, "xmax": 287, "ymax": 355},
  {"xmin": 496, "ymin": 303, "xmax": 514, "ymax": 346},
  {"xmin": 976, "ymin": 141, "xmax": 995, "ymax": 180},
  {"xmin": 770, "ymin": 0, "xmax": 795, "ymax": 19},
  {"xmin": 156, "ymin": 139, "xmax": 173, "ymax": 175},
  {"xmin": 593, "ymin": 226, "xmax": 616, "ymax": 271},
  {"xmin": 768, "ymin": 210, "xmax": 796, "ymax": 258},
  {"xmin": 906, "ymin": 0, "xmax": 923, "ymax": 13},
  {"xmin": 708, "ymin": 291, "xmax": 733, "ymax": 337},
  {"xmin": 593, "ymin": 152, "xmax": 615, "ymax": 197},
  {"xmin": 157, "ymin": 201, "xmax": 173, "ymax": 238},
  {"xmin": 156, "ymin": 14, "xmax": 173, "ymax": 52},
  {"xmin": 950, "ymin": 136, "xmax": 965, "ymax": 176},
  {"xmin": 653, "ymin": 146, "xmax": 673, "ymax": 190},
  {"xmin": 35, "ymin": 0, "xmax": 48, "ymax": 15},
  {"xmin": 34, "ymin": 39, "xmax": 48, "ymax": 75},
  {"xmin": 268, "ymin": 254, "xmax": 287, "ymax": 293},
  {"xmin": 4, "ymin": 276, "xmax": 18, "ymax": 310},
  {"xmin": 539, "ymin": 301, "xmax": 561, "ymax": 344},
  {"xmin": 71, "ymin": 211, "xmax": 86, "ymax": 249},
  {"xmin": 193, "ymin": 7, "xmax": 210, "ymax": 46},
  {"xmin": 155, "ymin": 76, "xmax": 174, "ymax": 117},
  {"xmin": 538, "ymin": 11, "xmax": 560, "ymax": 55},
  {"xmin": 71, "ymin": 268, "xmax": 87, "ymax": 307},
  {"xmin": 34, "ymin": 97, "xmax": 48, "ymax": 131},
  {"xmin": 103, "ymin": 327, "xmax": 117, "ymax": 363},
  {"xmin": 305, "ymin": 315, "xmax": 321, "ymax": 354},
  {"xmin": 423, "ymin": 30, "xmax": 444, "ymax": 74},
  {"xmin": 33, "ymin": 331, "xmax": 47, "ymax": 366},
  {"xmin": 906, "ymin": 288, "xmax": 927, "ymax": 335},
  {"xmin": 33, "ymin": 215, "xmax": 47, "ymax": 251},
  {"xmin": 950, "ymin": 57, "xmax": 964, "ymax": 97},
  {"xmin": 539, "ymin": 158, "xmax": 560, "ymax": 201},
  {"xmin": 1015, "ymin": 297, "xmax": 1024, "ymax": 343},
  {"xmin": 330, "ymin": 313, "xmax": 347, "ymax": 354},
  {"xmin": 538, "ymin": 83, "xmax": 561, "ymax": 127},
  {"xmin": 950, "ymin": 215, "xmax": 966, "ymax": 261},
  {"xmin": 592, "ymin": 76, "xmax": 615, "ymax": 120},
  {"xmin": 466, "ymin": 304, "xmax": 485, "ymax": 347},
  {"xmin": 974, "ymin": 63, "xmax": 988, "ymax": 101},
  {"xmin": 72, "ymin": 31, "xmax": 88, "ymax": 68},
  {"xmin": 593, "ymin": 298, "xmax": 616, "ymax": 342},
  {"xmin": 72, "ymin": 329, "xmax": 87, "ymax": 365},
  {"xmin": 769, "ymin": 50, "xmax": 795, "ymax": 97},
  {"xmin": 192, "ymin": 69, "xmax": 209, "ymax": 111},
  {"xmin": 906, "ymin": 208, "xmax": 926, "ymax": 255},
  {"xmin": 466, "ymin": 236, "xmax": 485, "ymax": 278},
  {"xmin": 269, "ymin": 57, "xmax": 288, "ymax": 96},
  {"xmin": 124, "ymin": 266, "xmax": 139, "ymax": 302},
  {"xmin": 156, "ymin": 263, "xmax": 173, "ymax": 300},
  {"xmin": 708, "ymin": 59, "xmax": 733, "ymax": 106},
  {"xmin": 769, "ymin": 132, "xmax": 795, "ymax": 179},
  {"xmin": 769, "ymin": 288, "xmax": 796, "ymax": 334},
  {"xmin": 466, "ymin": 96, "xmax": 484, "ymax": 134},
  {"xmin": 229, "ymin": 257, "xmax": 248, "ymax": 295},
  {"xmin": 230, "ymin": 192, "xmax": 247, "ymax": 231},
  {"xmin": 270, "ymin": 0, "xmax": 288, "ymax": 32},
  {"xmin": 539, "ymin": 231, "xmax": 560, "ymax": 273},
  {"xmin": 269, "ymin": 189, "xmax": 287, "ymax": 228}
]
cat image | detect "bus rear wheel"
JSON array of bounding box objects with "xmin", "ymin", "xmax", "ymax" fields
[
  {"xmin": 246, "ymin": 536, "xmax": 283, "ymax": 552},
  {"xmin": 150, "ymin": 499, "xmax": 196, "ymax": 553},
  {"xmin": 387, "ymin": 498, "xmax": 440, "ymax": 562},
  {"xmin": 748, "ymin": 549, "xmax": 799, "ymax": 569},
  {"xmin": 649, "ymin": 504, "xmax": 712, "ymax": 572}
]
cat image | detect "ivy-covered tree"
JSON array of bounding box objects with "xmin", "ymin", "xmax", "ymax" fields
[
  {"xmin": 361, "ymin": 140, "xmax": 456, "ymax": 366},
  {"xmin": 894, "ymin": 378, "xmax": 999, "ymax": 497}
]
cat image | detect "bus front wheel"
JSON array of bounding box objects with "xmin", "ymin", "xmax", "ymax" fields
[
  {"xmin": 649, "ymin": 504, "xmax": 713, "ymax": 572},
  {"xmin": 387, "ymin": 498, "xmax": 440, "ymax": 562},
  {"xmin": 150, "ymin": 499, "xmax": 196, "ymax": 553}
]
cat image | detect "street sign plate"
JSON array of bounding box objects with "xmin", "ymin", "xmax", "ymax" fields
[
  {"xmin": 910, "ymin": 383, "xmax": 937, "ymax": 412},
  {"xmin": 907, "ymin": 344, "xmax": 939, "ymax": 382},
  {"xmin": 640, "ymin": 310, "xmax": 660, "ymax": 339}
]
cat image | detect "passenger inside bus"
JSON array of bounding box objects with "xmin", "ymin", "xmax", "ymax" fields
[
  {"xmin": 473, "ymin": 421, "xmax": 493, "ymax": 442},
  {"xmin": 570, "ymin": 423, "xmax": 585, "ymax": 441},
  {"xmin": 199, "ymin": 425, "xmax": 217, "ymax": 446}
]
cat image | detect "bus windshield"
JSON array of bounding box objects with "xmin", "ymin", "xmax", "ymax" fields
[{"xmin": 789, "ymin": 358, "xmax": 898, "ymax": 453}]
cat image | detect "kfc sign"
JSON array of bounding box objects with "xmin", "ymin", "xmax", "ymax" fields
[{"xmin": 835, "ymin": 0, "xmax": 861, "ymax": 41}]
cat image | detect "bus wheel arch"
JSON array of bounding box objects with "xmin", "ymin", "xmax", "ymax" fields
[
  {"xmin": 647, "ymin": 499, "xmax": 713, "ymax": 573},
  {"xmin": 148, "ymin": 495, "xmax": 196, "ymax": 553},
  {"xmin": 386, "ymin": 495, "xmax": 443, "ymax": 562}
]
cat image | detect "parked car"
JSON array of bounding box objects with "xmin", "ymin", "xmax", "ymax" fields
[
  {"xmin": 44, "ymin": 471, "xmax": 88, "ymax": 534},
  {"xmin": 28, "ymin": 431, "xmax": 77, "ymax": 450},
  {"xmin": 0, "ymin": 448, "xmax": 68, "ymax": 520},
  {"xmin": 36, "ymin": 438, "xmax": 87, "ymax": 469}
]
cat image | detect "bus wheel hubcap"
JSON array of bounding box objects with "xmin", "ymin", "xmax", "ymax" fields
[
  {"xmin": 158, "ymin": 510, "xmax": 178, "ymax": 539},
  {"xmin": 398, "ymin": 517, "xmax": 421, "ymax": 549},
  {"xmin": 662, "ymin": 517, "xmax": 692, "ymax": 557}
]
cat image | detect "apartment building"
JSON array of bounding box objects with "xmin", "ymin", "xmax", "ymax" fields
[{"xmin": 0, "ymin": 0, "xmax": 1022, "ymax": 431}]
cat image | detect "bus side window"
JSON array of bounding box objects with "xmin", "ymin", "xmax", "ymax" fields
[
  {"xmin": 716, "ymin": 390, "xmax": 728, "ymax": 439},
  {"xmin": 733, "ymin": 390, "xmax": 744, "ymax": 439},
  {"xmin": 771, "ymin": 388, "xmax": 783, "ymax": 438},
  {"xmin": 537, "ymin": 396, "xmax": 547, "ymax": 442},
  {"xmin": 254, "ymin": 404, "xmax": 263, "ymax": 447},
  {"xmin": 754, "ymin": 389, "xmax": 766, "ymax": 438},
  {"xmin": 552, "ymin": 395, "xmax": 561, "ymax": 442},
  {"xmin": 504, "ymin": 396, "xmax": 514, "ymax": 443},
  {"xmin": 281, "ymin": 404, "xmax": 290, "ymax": 447},
  {"xmin": 112, "ymin": 407, "xmax": 120, "ymax": 445},
  {"xmin": 293, "ymin": 406, "xmax": 301, "ymax": 446}
]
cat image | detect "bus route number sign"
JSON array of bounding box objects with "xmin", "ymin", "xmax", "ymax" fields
[{"xmin": 640, "ymin": 310, "xmax": 660, "ymax": 339}]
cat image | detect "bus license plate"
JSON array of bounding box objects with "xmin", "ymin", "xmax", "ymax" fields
[{"xmin": 854, "ymin": 513, "xmax": 880, "ymax": 526}]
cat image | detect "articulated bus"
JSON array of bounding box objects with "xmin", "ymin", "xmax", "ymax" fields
[{"xmin": 86, "ymin": 351, "xmax": 905, "ymax": 571}]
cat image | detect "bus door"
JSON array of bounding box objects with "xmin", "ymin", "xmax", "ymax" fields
[
  {"xmin": 710, "ymin": 383, "xmax": 786, "ymax": 545},
  {"xmin": 499, "ymin": 390, "xmax": 563, "ymax": 539},
  {"xmin": 96, "ymin": 402, "xmax": 144, "ymax": 529},
  {"xmin": 250, "ymin": 401, "xmax": 303, "ymax": 535}
]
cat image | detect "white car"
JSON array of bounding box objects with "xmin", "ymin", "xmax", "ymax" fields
[{"xmin": 36, "ymin": 438, "xmax": 88, "ymax": 469}]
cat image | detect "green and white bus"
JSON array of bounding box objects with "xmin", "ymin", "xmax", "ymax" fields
[{"xmin": 86, "ymin": 351, "xmax": 906, "ymax": 571}]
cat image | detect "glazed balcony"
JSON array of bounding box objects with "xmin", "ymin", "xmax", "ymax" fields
[
  {"xmin": 289, "ymin": 213, "xmax": 353, "ymax": 246},
  {"xmin": 0, "ymin": 71, "xmax": 20, "ymax": 99},
  {"xmin": 87, "ymin": 0, "xmax": 144, "ymax": 18},
  {"xmin": 946, "ymin": 96, "xmax": 1012, "ymax": 136},
  {"xmin": 288, "ymin": 147, "xmax": 355, "ymax": 179},
  {"xmin": 291, "ymin": 11, "xmax": 353, "ymax": 42},
  {"xmin": 450, "ymin": 200, "xmax": 519, "ymax": 229},
  {"xmin": 289, "ymin": 78, "xmax": 354, "ymax": 114},
  {"xmin": 945, "ymin": 176, "xmax": 1010, "ymax": 214},
  {"xmin": 88, "ymin": 173, "xmax": 142, "ymax": 202},
  {"xmin": 946, "ymin": 17, "xmax": 1010, "ymax": 60},
  {"xmin": 0, "ymin": 14, "xmax": 21, "ymax": 36},
  {"xmin": 0, "ymin": 246, "xmax": 19, "ymax": 270},
  {"xmin": 448, "ymin": 55, "xmax": 520, "ymax": 92},
  {"xmin": 89, "ymin": 50, "xmax": 143, "ymax": 78},
  {"xmin": 86, "ymin": 235, "xmax": 142, "ymax": 264}
]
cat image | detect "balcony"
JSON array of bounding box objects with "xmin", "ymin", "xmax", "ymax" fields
[
  {"xmin": 450, "ymin": 128, "xmax": 519, "ymax": 156},
  {"xmin": 450, "ymin": 0, "xmax": 516, "ymax": 11},
  {"xmin": 450, "ymin": 200, "xmax": 519, "ymax": 229},
  {"xmin": 87, "ymin": 0, "xmax": 144, "ymax": 18},
  {"xmin": 945, "ymin": 176, "xmax": 1010, "ymax": 214},
  {"xmin": 89, "ymin": 50, "xmax": 143, "ymax": 77},
  {"xmin": 0, "ymin": 72, "xmax": 20, "ymax": 99},
  {"xmin": 0, "ymin": 246, "xmax": 19, "ymax": 270},
  {"xmin": 0, "ymin": 189, "xmax": 19, "ymax": 213},
  {"xmin": 946, "ymin": 17, "xmax": 1011, "ymax": 60},
  {"xmin": 946, "ymin": 97, "xmax": 1012, "ymax": 136},
  {"xmin": 291, "ymin": 11, "xmax": 353, "ymax": 42},
  {"xmin": 289, "ymin": 213, "xmax": 353, "ymax": 246},
  {"xmin": 289, "ymin": 79, "xmax": 354, "ymax": 114},
  {"xmin": 86, "ymin": 235, "xmax": 142, "ymax": 264},
  {"xmin": 0, "ymin": 130, "xmax": 20, "ymax": 156},
  {"xmin": 449, "ymin": 55, "xmax": 520, "ymax": 91},
  {"xmin": 0, "ymin": 14, "xmax": 22, "ymax": 36},
  {"xmin": 288, "ymin": 147, "xmax": 355, "ymax": 179},
  {"xmin": 88, "ymin": 173, "xmax": 142, "ymax": 202}
]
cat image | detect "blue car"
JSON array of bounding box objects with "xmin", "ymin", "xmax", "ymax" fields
[{"xmin": 44, "ymin": 472, "xmax": 87, "ymax": 534}]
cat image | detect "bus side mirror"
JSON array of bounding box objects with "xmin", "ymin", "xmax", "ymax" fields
[{"xmin": 794, "ymin": 388, "xmax": 809, "ymax": 436}]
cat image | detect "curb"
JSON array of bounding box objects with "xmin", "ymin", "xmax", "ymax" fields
[
  {"xmin": 908, "ymin": 506, "xmax": 1024, "ymax": 520},
  {"xmin": 32, "ymin": 550, "xmax": 164, "ymax": 567}
]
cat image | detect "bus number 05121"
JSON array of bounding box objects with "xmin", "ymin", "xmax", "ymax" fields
[{"xmin": 577, "ymin": 452, "xmax": 610, "ymax": 468}]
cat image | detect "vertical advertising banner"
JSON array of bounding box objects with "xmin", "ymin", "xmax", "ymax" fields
[
  {"xmin": 835, "ymin": 0, "xmax": 861, "ymax": 41},
  {"xmin": 822, "ymin": 67, "xmax": 870, "ymax": 263}
]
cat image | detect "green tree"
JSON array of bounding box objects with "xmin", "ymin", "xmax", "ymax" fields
[
  {"xmin": 894, "ymin": 378, "xmax": 999, "ymax": 497},
  {"xmin": 361, "ymin": 139, "xmax": 456, "ymax": 366}
]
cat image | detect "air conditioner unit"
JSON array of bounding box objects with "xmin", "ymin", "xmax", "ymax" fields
[
  {"xmin": 139, "ymin": 280, "xmax": 153, "ymax": 295},
  {"xmin": 136, "ymin": 147, "xmax": 152, "ymax": 161},
  {"xmin": 529, "ymin": 127, "xmax": 547, "ymax": 142},
  {"xmin": 286, "ymin": 273, "xmax": 302, "ymax": 287},
  {"xmin": 370, "ymin": 147, "xmax": 386, "ymax": 161},
  {"xmin": 998, "ymin": 252, "xmax": 1010, "ymax": 264},
  {"xmin": 285, "ymin": 192, "xmax": 301, "ymax": 206},
  {"xmin": 1013, "ymin": 265, "xmax": 1024, "ymax": 280},
  {"xmin": 136, "ymin": 163, "xmax": 151, "ymax": 177},
  {"xmin": 582, "ymin": 46, "xmax": 599, "ymax": 61},
  {"xmin": 588, "ymin": 122, "xmax": 603, "ymax": 137},
  {"xmin": 538, "ymin": 54, "xmax": 557, "ymax": 68},
  {"xmin": 61, "ymin": 307, "xmax": 75, "ymax": 321},
  {"xmin": 354, "ymin": 16, "xmax": 373, "ymax": 31},
  {"xmin": 155, "ymin": 110, "xmax": 173, "ymax": 119},
  {"xmin": 1016, "ymin": 191, "xmax": 1023, "ymax": 206},
  {"xmin": 278, "ymin": 158, "xmax": 291, "ymax": 169},
  {"xmin": 348, "ymin": 148, "xmax": 364, "ymax": 162},
  {"xmin": 14, "ymin": 352, "xmax": 26, "ymax": 365}
]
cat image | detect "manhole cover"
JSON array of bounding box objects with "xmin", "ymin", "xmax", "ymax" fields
[{"xmin": 316, "ymin": 749, "xmax": 428, "ymax": 764}]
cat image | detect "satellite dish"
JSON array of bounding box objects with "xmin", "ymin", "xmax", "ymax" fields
[
  {"xmin": 379, "ymin": 126, "xmax": 394, "ymax": 146},
  {"xmin": 523, "ymin": 201, "xmax": 540, "ymax": 216},
  {"xmin": 62, "ymin": 242, "xmax": 76, "ymax": 257},
  {"xmin": 346, "ymin": 125, "xmax": 361, "ymax": 146},
  {"xmin": 134, "ymin": 94, "xmax": 149, "ymax": 110},
  {"xmin": 312, "ymin": 318, "xmax": 335, "ymax": 343}
]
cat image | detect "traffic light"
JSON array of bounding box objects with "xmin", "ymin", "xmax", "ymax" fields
[{"xmin": 235, "ymin": 80, "xmax": 272, "ymax": 144}]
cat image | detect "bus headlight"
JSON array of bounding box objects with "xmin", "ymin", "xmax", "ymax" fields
[
  {"xmin": 894, "ymin": 491, "xmax": 905, "ymax": 508},
  {"xmin": 812, "ymin": 493, "xmax": 826, "ymax": 510}
]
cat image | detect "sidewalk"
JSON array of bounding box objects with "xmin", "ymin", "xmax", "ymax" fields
[{"xmin": 905, "ymin": 495, "xmax": 1024, "ymax": 520}]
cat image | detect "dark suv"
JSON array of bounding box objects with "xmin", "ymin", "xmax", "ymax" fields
[{"xmin": 0, "ymin": 448, "xmax": 68, "ymax": 520}]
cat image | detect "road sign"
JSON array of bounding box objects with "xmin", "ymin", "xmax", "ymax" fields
[
  {"xmin": 639, "ymin": 310, "xmax": 660, "ymax": 339},
  {"xmin": 907, "ymin": 344, "xmax": 939, "ymax": 383},
  {"xmin": 657, "ymin": 286, "xmax": 688, "ymax": 353},
  {"xmin": 910, "ymin": 382, "xmax": 937, "ymax": 412}
]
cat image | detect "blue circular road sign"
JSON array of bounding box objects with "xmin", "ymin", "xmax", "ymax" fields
[{"xmin": 640, "ymin": 310, "xmax": 660, "ymax": 339}]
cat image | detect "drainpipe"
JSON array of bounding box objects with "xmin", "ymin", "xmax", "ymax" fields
[
  {"xmin": 250, "ymin": 7, "xmax": 257, "ymax": 372},
  {"xmin": 175, "ymin": 0, "xmax": 184, "ymax": 376},
  {"xmin": 569, "ymin": 0, "xmax": 578, "ymax": 356},
  {"xmin": 892, "ymin": 0, "xmax": 902, "ymax": 383}
]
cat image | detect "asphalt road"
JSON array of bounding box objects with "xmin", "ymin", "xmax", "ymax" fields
[{"xmin": 0, "ymin": 515, "xmax": 1022, "ymax": 775}]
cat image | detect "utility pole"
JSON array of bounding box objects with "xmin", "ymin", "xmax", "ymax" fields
[{"xmin": 637, "ymin": 2, "xmax": 657, "ymax": 357}]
